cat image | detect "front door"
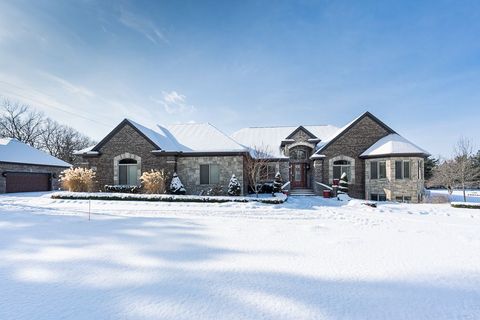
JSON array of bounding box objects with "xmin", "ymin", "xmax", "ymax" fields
[{"xmin": 291, "ymin": 163, "xmax": 306, "ymax": 188}]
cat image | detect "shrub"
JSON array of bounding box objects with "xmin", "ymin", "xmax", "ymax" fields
[
  {"xmin": 207, "ymin": 185, "xmax": 224, "ymax": 196},
  {"xmin": 104, "ymin": 185, "xmax": 140, "ymax": 193},
  {"xmin": 59, "ymin": 167, "xmax": 96, "ymax": 192},
  {"xmin": 227, "ymin": 174, "xmax": 241, "ymax": 196},
  {"xmin": 170, "ymin": 172, "xmax": 186, "ymax": 195},
  {"xmin": 140, "ymin": 169, "xmax": 167, "ymax": 194}
]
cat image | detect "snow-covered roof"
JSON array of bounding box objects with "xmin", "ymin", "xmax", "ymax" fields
[
  {"xmin": 73, "ymin": 145, "xmax": 98, "ymax": 155},
  {"xmin": 360, "ymin": 134, "xmax": 430, "ymax": 158},
  {"xmin": 0, "ymin": 138, "xmax": 71, "ymax": 167},
  {"xmin": 165, "ymin": 123, "xmax": 247, "ymax": 152},
  {"xmin": 231, "ymin": 125, "xmax": 339, "ymax": 158},
  {"xmin": 128, "ymin": 119, "xmax": 182, "ymax": 151}
]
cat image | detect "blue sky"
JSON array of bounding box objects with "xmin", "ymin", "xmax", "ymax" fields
[{"xmin": 0, "ymin": 0, "xmax": 479, "ymax": 157}]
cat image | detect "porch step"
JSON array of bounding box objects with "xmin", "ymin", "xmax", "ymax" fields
[{"xmin": 289, "ymin": 188, "xmax": 316, "ymax": 196}]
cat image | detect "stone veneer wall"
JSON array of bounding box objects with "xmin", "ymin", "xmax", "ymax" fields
[
  {"xmin": 176, "ymin": 155, "xmax": 244, "ymax": 195},
  {"xmin": 320, "ymin": 115, "xmax": 391, "ymax": 199},
  {"xmin": 78, "ymin": 124, "xmax": 175, "ymax": 191},
  {"xmin": 0, "ymin": 162, "xmax": 67, "ymax": 193},
  {"xmin": 365, "ymin": 157, "xmax": 425, "ymax": 203}
]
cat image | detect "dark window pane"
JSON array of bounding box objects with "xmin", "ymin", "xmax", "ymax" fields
[
  {"xmin": 379, "ymin": 194, "xmax": 387, "ymax": 201},
  {"xmin": 370, "ymin": 193, "xmax": 378, "ymax": 201},
  {"xmin": 119, "ymin": 158, "xmax": 137, "ymax": 164},
  {"xmin": 371, "ymin": 161, "xmax": 378, "ymax": 179},
  {"xmin": 379, "ymin": 162, "xmax": 386, "ymax": 179},
  {"xmin": 119, "ymin": 166, "xmax": 127, "ymax": 185},
  {"xmin": 334, "ymin": 160, "xmax": 350, "ymax": 165},
  {"xmin": 200, "ymin": 165, "xmax": 209, "ymax": 184},
  {"xmin": 333, "ymin": 166, "xmax": 341, "ymax": 179},
  {"xmin": 404, "ymin": 196, "xmax": 411, "ymax": 202},
  {"xmin": 395, "ymin": 161, "xmax": 403, "ymax": 179},
  {"xmin": 404, "ymin": 161, "xmax": 410, "ymax": 179}
]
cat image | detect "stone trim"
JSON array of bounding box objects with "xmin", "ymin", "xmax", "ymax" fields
[
  {"xmin": 328, "ymin": 155, "xmax": 355, "ymax": 184},
  {"xmin": 113, "ymin": 153, "xmax": 142, "ymax": 185}
]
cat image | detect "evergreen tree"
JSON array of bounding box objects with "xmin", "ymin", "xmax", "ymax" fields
[
  {"xmin": 273, "ymin": 172, "xmax": 283, "ymax": 193},
  {"xmin": 338, "ymin": 172, "xmax": 349, "ymax": 194},
  {"xmin": 424, "ymin": 156, "xmax": 439, "ymax": 181},
  {"xmin": 169, "ymin": 172, "xmax": 186, "ymax": 195},
  {"xmin": 227, "ymin": 174, "xmax": 241, "ymax": 196}
]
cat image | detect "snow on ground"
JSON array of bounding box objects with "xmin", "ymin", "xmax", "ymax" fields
[{"xmin": 0, "ymin": 192, "xmax": 479, "ymax": 319}]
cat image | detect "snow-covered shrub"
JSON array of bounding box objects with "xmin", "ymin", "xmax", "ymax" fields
[
  {"xmin": 140, "ymin": 169, "xmax": 167, "ymax": 194},
  {"xmin": 207, "ymin": 185, "xmax": 224, "ymax": 196},
  {"xmin": 227, "ymin": 174, "xmax": 241, "ymax": 196},
  {"xmin": 273, "ymin": 171, "xmax": 283, "ymax": 193},
  {"xmin": 105, "ymin": 185, "xmax": 140, "ymax": 193},
  {"xmin": 338, "ymin": 172, "xmax": 349, "ymax": 194},
  {"xmin": 170, "ymin": 172, "xmax": 186, "ymax": 195},
  {"xmin": 59, "ymin": 167, "xmax": 96, "ymax": 192}
]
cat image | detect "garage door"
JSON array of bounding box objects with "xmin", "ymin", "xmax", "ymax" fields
[{"xmin": 5, "ymin": 173, "xmax": 51, "ymax": 193}]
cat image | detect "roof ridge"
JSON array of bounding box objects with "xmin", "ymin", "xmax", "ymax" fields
[{"xmin": 240, "ymin": 124, "xmax": 334, "ymax": 129}]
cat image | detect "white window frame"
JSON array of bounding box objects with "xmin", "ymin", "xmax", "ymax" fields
[
  {"xmin": 395, "ymin": 160, "xmax": 411, "ymax": 180},
  {"xmin": 200, "ymin": 164, "xmax": 220, "ymax": 185}
]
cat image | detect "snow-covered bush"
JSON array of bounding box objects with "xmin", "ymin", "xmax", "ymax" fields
[
  {"xmin": 105, "ymin": 185, "xmax": 140, "ymax": 193},
  {"xmin": 273, "ymin": 171, "xmax": 283, "ymax": 193},
  {"xmin": 227, "ymin": 174, "xmax": 241, "ymax": 196},
  {"xmin": 140, "ymin": 169, "xmax": 167, "ymax": 194},
  {"xmin": 338, "ymin": 172, "xmax": 349, "ymax": 194},
  {"xmin": 170, "ymin": 172, "xmax": 186, "ymax": 195},
  {"xmin": 59, "ymin": 167, "xmax": 96, "ymax": 192}
]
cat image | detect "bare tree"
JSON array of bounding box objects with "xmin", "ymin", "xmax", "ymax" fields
[
  {"xmin": 454, "ymin": 137, "xmax": 480, "ymax": 202},
  {"xmin": 244, "ymin": 145, "xmax": 272, "ymax": 197},
  {"xmin": 0, "ymin": 99, "xmax": 44, "ymax": 148},
  {"xmin": 429, "ymin": 159, "xmax": 459, "ymax": 192},
  {"xmin": 1, "ymin": 99, "xmax": 95, "ymax": 163}
]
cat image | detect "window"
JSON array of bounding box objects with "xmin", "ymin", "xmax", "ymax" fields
[
  {"xmin": 395, "ymin": 160, "xmax": 410, "ymax": 179},
  {"xmin": 370, "ymin": 161, "xmax": 386, "ymax": 179},
  {"xmin": 370, "ymin": 193, "xmax": 387, "ymax": 201},
  {"xmin": 418, "ymin": 160, "xmax": 423, "ymax": 179},
  {"xmin": 118, "ymin": 158, "xmax": 138, "ymax": 185},
  {"xmin": 290, "ymin": 149, "xmax": 307, "ymax": 160},
  {"xmin": 260, "ymin": 163, "xmax": 277, "ymax": 181},
  {"xmin": 200, "ymin": 164, "xmax": 220, "ymax": 184},
  {"xmin": 333, "ymin": 160, "xmax": 351, "ymax": 180},
  {"xmin": 396, "ymin": 195, "xmax": 412, "ymax": 203}
]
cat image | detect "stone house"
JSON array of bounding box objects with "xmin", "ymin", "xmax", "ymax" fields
[
  {"xmin": 75, "ymin": 112, "xmax": 430, "ymax": 202},
  {"xmin": 0, "ymin": 138, "xmax": 70, "ymax": 193}
]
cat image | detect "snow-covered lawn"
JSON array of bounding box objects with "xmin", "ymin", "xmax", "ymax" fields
[{"xmin": 0, "ymin": 193, "xmax": 479, "ymax": 319}]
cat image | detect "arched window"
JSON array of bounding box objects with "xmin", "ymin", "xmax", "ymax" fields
[
  {"xmin": 333, "ymin": 160, "xmax": 351, "ymax": 180},
  {"xmin": 119, "ymin": 158, "xmax": 138, "ymax": 185},
  {"xmin": 290, "ymin": 148, "xmax": 308, "ymax": 160}
]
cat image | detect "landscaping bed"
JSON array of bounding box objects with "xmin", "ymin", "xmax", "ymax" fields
[{"xmin": 51, "ymin": 191, "xmax": 287, "ymax": 204}]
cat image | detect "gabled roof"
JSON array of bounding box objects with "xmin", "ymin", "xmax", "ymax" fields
[
  {"xmin": 84, "ymin": 119, "xmax": 247, "ymax": 155},
  {"xmin": 231, "ymin": 125, "xmax": 339, "ymax": 158},
  {"xmin": 314, "ymin": 111, "xmax": 396, "ymax": 155},
  {"xmin": 285, "ymin": 126, "xmax": 318, "ymax": 140},
  {"xmin": 165, "ymin": 123, "xmax": 247, "ymax": 153},
  {"xmin": 360, "ymin": 134, "xmax": 430, "ymax": 158},
  {"xmin": 0, "ymin": 138, "xmax": 71, "ymax": 167}
]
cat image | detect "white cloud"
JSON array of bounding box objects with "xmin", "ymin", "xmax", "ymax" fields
[
  {"xmin": 118, "ymin": 7, "xmax": 168, "ymax": 45},
  {"xmin": 151, "ymin": 91, "xmax": 195, "ymax": 114}
]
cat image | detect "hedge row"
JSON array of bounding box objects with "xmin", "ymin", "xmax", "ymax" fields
[
  {"xmin": 451, "ymin": 202, "xmax": 480, "ymax": 209},
  {"xmin": 51, "ymin": 192, "xmax": 287, "ymax": 204}
]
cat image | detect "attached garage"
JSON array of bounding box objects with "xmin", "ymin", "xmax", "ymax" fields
[
  {"xmin": 0, "ymin": 138, "xmax": 70, "ymax": 194},
  {"xmin": 5, "ymin": 172, "xmax": 51, "ymax": 193}
]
